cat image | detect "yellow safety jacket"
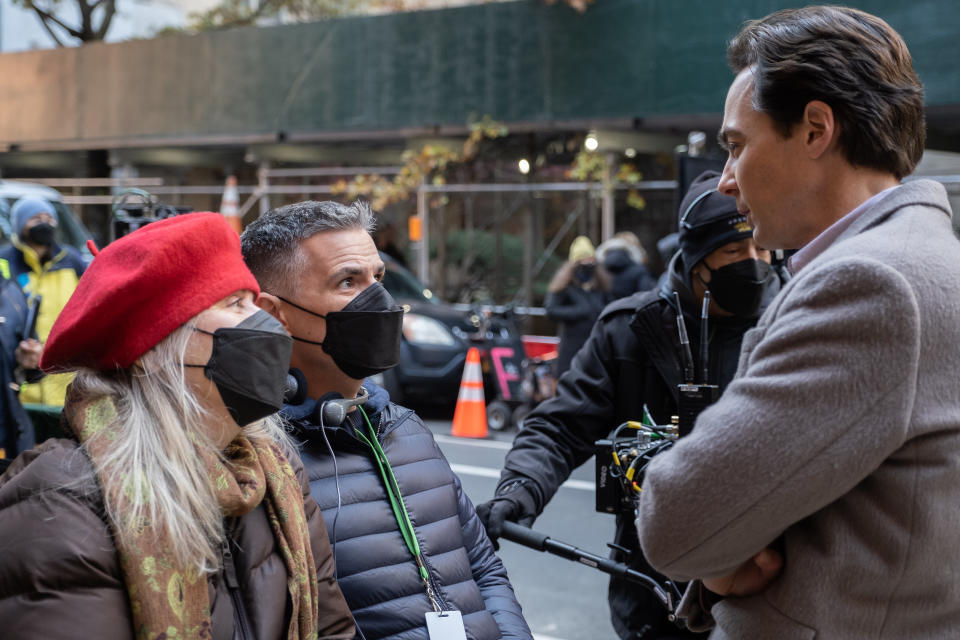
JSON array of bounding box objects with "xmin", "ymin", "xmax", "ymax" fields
[{"xmin": 0, "ymin": 238, "xmax": 86, "ymax": 407}]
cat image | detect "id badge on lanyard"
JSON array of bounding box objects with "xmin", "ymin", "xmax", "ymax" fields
[
  {"xmin": 356, "ymin": 408, "xmax": 467, "ymax": 640},
  {"xmin": 425, "ymin": 610, "xmax": 467, "ymax": 640}
]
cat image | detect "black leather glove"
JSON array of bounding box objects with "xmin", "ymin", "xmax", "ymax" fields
[{"xmin": 476, "ymin": 479, "xmax": 538, "ymax": 550}]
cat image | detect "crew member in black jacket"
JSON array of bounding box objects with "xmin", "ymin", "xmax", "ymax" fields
[{"xmin": 477, "ymin": 171, "xmax": 782, "ymax": 639}]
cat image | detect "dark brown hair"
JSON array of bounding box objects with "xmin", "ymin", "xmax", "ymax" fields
[{"xmin": 728, "ymin": 6, "xmax": 925, "ymax": 179}]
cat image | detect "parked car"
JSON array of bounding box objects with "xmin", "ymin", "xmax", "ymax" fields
[
  {"xmin": 377, "ymin": 253, "xmax": 470, "ymax": 408},
  {"xmin": 0, "ymin": 180, "xmax": 94, "ymax": 259},
  {"xmin": 377, "ymin": 253, "xmax": 527, "ymax": 429}
]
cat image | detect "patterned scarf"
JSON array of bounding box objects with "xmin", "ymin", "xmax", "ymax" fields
[{"xmin": 67, "ymin": 395, "xmax": 319, "ymax": 640}]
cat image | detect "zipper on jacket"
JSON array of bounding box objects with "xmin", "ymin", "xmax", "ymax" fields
[
  {"xmin": 378, "ymin": 405, "xmax": 415, "ymax": 440},
  {"xmin": 221, "ymin": 518, "xmax": 254, "ymax": 640}
]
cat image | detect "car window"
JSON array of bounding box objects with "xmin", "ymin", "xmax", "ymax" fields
[
  {"xmin": 0, "ymin": 200, "xmax": 11, "ymax": 240},
  {"xmin": 52, "ymin": 201, "xmax": 91, "ymax": 252}
]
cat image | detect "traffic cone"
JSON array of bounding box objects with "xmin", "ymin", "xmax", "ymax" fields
[
  {"xmin": 451, "ymin": 347, "xmax": 488, "ymax": 438},
  {"xmin": 220, "ymin": 175, "xmax": 242, "ymax": 234}
]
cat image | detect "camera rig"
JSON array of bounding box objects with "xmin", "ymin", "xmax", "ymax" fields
[
  {"xmin": 500, "ymin": 520, "xmax": 682, "ymax": 619},
  {"xmin": 500, "ymin": 292, "xmax": 725, "ymax": 624},
  {"xmin": 501, "ymin": 412, "xmax": 686, "ymax": 620},
  {"xmin": 110, "ymin": 188, "xmax": 193, "ymax": 241},
  {"xmin": 595, "ymin": 415, "xmax": 678, "ymax": 516}
]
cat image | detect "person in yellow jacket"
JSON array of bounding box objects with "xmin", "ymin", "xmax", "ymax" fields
[{"xmin": 0, "ymin": 197, "xmax": 86, "ymax": 409}]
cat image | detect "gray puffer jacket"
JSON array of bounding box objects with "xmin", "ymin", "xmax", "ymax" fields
[{"xmin": 284, "ymin": 382, "xmax": 531, "ymax": 640}]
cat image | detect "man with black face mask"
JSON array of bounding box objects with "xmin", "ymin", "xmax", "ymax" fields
[
  {"xmin": 0, "ymin": 196, "xmax": 86, "ymax": 417},
  {"xmin": 241, "ymin": 200, "xmax": 531, "ymax": 640},
  {"xmin": 476, "ymin": 171, "xmax": 782, "ymax": 640}
]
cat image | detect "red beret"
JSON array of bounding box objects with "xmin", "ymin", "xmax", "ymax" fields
[{"xmin": 41, "ymin": 212, "xmax": 260, "ymax": 372}]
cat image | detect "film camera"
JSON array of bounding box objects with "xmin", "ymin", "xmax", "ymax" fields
[
  {"xmin": 110, "ymin": 188, "xmax": 193, "ymax": 241},
  {"xmin": 595, "ymin": 292, "xmax": 720, "ymax": 516},
  {"xmin": 595, "ymin": 417, "xmax": 679, "ymax": 515}
]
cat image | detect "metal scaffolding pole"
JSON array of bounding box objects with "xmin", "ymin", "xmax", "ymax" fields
[
  {"xmin": 417, "ymin": 182, "xmax": 430, "ymax": 285},
  {"xmin": 494, "ymin": 190, "xmax": 504, "ymax": 302},
  {"xmin": 436, "ymin": 200, "xmax": 447, "ymax": 298},
  {"xmin": 257, "ymin": 162, "xmax": 271, "ymax": 216},
  {"xmin": 523, "ymin": 194, "xmax": 536, "ymax": 307},
  {"xmin": 602, "ymin": 152, "xmax": 616, "ymax": 241}
]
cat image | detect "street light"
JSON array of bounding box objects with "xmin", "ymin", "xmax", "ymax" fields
[
  {"xmin": 584, "ymin": 133, "xmax": 599, "ymax": 152},
  {"xmin": 518, "ymin": 158, "xmax": 531, "ymax": 174}
]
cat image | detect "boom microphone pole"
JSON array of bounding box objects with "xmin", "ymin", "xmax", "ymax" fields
[{"xmin": 499, "ymin": 521, "xmax": 679, "ymax": 619}]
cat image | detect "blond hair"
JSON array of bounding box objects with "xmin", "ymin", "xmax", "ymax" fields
[{"xmin": 69, "ymin": 321, "xmax": 292, "ymax": 573}]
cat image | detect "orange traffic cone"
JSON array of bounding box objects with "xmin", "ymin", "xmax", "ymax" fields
[
  {"xmin": 220, "ymin": 175, "xmax": 242, "ymax": 234},
  {"xmin": 451, "ymin": 347, "xmax": 488, "ymax": 438}
]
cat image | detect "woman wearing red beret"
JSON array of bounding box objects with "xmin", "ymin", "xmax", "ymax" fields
[{"xmin": 0, "ymin": 213, "xmax": 355, "ymax": 640}]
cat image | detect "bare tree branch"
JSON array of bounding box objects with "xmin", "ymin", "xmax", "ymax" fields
[
  {"xmin": 16, "ymin": 0, "xmax": 118, "ymax": 44},
  {"xmin": 183, "ymin": 0, "xmax": 594, "ymax": 36},
  {"xmin": 31, "ymin": 5, "xmax": 85, "ymax": 40},
  {"xmin": 78, "ymin": 0, "xmax": 93, "ymax": 37},
  {"xmin": 95, "ymin": 0, "xmax": 117, "ymax": 40},
  {"xmin": 32, "ymin": 9, "xmax": 67, "ymax": 46}
]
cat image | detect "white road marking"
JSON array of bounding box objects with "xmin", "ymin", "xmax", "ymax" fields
[
  {"xmin": 533, "ymin": 635, "xmax": 569, "ymax": 640},
  {"xmin": 449, "ymin": 463, "xmax": 594, "ymax": 492},
  {"xmin": 434, "ymin": 434, "xmax": 513, "ymax": 450}
]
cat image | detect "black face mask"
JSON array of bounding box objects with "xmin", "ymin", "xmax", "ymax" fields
[
  {"xmin": 575, "ymin": 264, "xmax": 596, "ymax": 283},
  {"xmin": 26, "ymin": 222, "xmax": 55, "ymax": 247},
  {"xmin": 277, "ymin": 282, "xmax": 404, "ymax": 380},
  {"xmin": 185, "ymin": 310, "xmax": 293, "ymax": 426},
  {"xmin": 700, "ymin": 258, "xmax": 771, "ymax": 318}
]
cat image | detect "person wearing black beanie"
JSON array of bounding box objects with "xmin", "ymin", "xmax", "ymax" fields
[
  {"xmin": 477, "ymin": 170, "xmax": 783, "ymax": 640},
  {"xmin": 676, "ymin": 170, "xmax": 777, "ymax": 319}
]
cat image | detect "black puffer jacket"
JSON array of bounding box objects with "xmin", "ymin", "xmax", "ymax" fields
[
  {"xmin": 0, "ymin": 277, "xmax": 38, "ymax": 457},
  {"xmin": 498, "ymin": 254, "xmax": 780, "ymax": 639},
  {"xmin": 285, "ymin": 382, "xmax": 531, "ymax": 640}
]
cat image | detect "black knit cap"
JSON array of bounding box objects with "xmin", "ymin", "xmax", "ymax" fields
[{"xmin": 678, "ymin": 170, "xmax": 755, "ymax": 275}]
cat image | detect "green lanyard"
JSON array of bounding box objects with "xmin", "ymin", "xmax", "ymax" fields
[{"xmin": 354, "ymin": 406, "xmax": 442, "ymax": 610}]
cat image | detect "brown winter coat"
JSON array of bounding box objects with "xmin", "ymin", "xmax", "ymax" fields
[{"xmin": 0, "ymin": 438, "xmax": 356, "ymax": 640}]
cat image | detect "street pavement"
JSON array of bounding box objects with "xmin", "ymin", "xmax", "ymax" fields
[{"xmin": 424, "ymin": 419, "xmax": 621, "ymax": 640}]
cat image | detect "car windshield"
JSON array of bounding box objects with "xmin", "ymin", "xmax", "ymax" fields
[
  {"xmin": 381, "ymin": 258, "xmax": 439, "ymax": 304},
  {"xmin": 52, "ymin": 201, "xmax": 91, "ymax": 251}
]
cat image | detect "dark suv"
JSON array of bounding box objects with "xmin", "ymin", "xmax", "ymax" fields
[
  {"xmin": 377, "ymin": 254, "xmax": 472, "ymax": 407},
  {"xmin": 377, "ymin": 253, "xmax": 528, "ymax": 430}
]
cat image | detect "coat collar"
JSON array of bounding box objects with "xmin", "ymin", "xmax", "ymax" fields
[
  {"xmin": 12, "ymin": 235, "xmax": 67, "ymax": 273},
  {"xmin": 830, "ymin": 179, "xmax": 951, "ymax": 248}
]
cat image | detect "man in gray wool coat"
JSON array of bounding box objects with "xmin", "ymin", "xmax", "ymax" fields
[{"xmin": 637, "ymin": 6, "xmax": 960, "ymax": 639}]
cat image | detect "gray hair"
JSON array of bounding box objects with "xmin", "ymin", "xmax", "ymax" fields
[
  {"xmin": 241, "ymin": 200, "xmax": 376, "ymax": 295},
  {"xmin": 69, "ymin": 320, "xmax": 293, "ymax": 574}
]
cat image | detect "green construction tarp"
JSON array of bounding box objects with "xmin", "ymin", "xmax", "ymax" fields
[{"xmin": 0, "ymin": 0, "xmax": 957, "ymax": 150}]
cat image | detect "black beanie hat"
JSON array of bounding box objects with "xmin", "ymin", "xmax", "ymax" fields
[{"xmin": 678, "ymin": 170, "xmax": 755, "ymax": 275}]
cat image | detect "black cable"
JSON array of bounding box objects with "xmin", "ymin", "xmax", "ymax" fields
[{"xmin": 700, "ymin": 291, "xmax": 710, "ymax": 384}]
